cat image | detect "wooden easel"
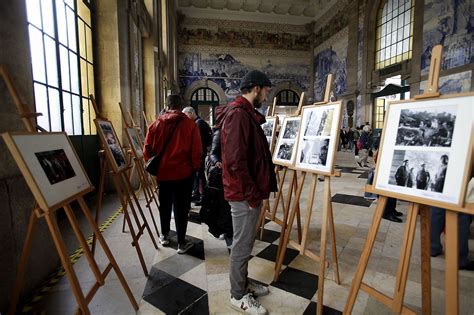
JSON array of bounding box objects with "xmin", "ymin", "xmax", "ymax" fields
[
  {"xmin": 90, "ymin": 95, "xmax": 158, "ymax": 276},
  {"xmin": 118, "ymin": 102, "xmax": 160, "ymax": 236},
  {"xmin": 1, "ymin": 65, "xmax": 138, "ymax": 314},
  {"xmin": 273, "ymin": 75, "xmax": 341, "ymax": 315},
  {"xmin": 343, "ymin": 45, "xmax": 472, "ymax": 314}
]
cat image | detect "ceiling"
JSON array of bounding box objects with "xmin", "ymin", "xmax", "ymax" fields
[{"xmin": 177, "ymin": 0, "xmax": 339, "ymax": 25}]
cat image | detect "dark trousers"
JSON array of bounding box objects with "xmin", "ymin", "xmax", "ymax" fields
[
  {"xmin": 192, "ymin": 159, "xmax": 207, "ymax": 199},
  {"xmin": 430, "ymin": 207, "xmax": 472, "ymax": 267},
  {"xmin": 384, "ymin": 198, "xmax": 397, "ymax": 216},
  {"xmin": 158, "ymin": 176, "xmax": 193, "ymax": 245},
  {"xmin": 354, "ymin": 141, "xmax": 359, "ymax": 156}
]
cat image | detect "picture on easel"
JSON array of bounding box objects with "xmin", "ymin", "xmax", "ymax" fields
[
  {"xmin": 294, "ymin": 102, "xmax": 342, "ymax": 174},
  {"xmin": 136, "ymin": 127, "xmax": 145, "ymax": 145},
  {"xmin": 273, "ymin": 116, "xmax": 301, "ymax": 166},
  {"xmin": 126, "ymin": 127, "xmax": 143, "ymax": 159},
  {"xmin": 374, "ymin": 94, "xmax": 474, "ymax": 206},
  {"xmin": 1, "ymin": 132, "xmax": 92, "ymax": 211},
  {"xmin": 261, "ymin": 116, "xmax": 278, "ymax": 151},
  {"xmin": 95, "ymin": 119, "xmax": 127, "ymax": 172}
]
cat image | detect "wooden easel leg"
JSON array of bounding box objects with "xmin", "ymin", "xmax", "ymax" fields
[
  {"xmin": 7, "ymin": 210, "xmax": 38, "ymax": 315},
  {"xmin": 327, "ymin": 181, "xmax": 340, "ymax": 285},
  {"xmin": 274, "ymin": 172, "xmax": 306, "ymax": 282},
  {"xmin": 78, "ymin": 197, "xmax": 139, "ymax": 311},
  {"xmin": 419, "ymin": 205, "xmax": 431, "ymax": 315},
  {"xmin": 111, "ymin": 175, "xmax": 149, "ymax": 276},
  {"xmin": 274, "ymin": 169, "xmax": 296, "ymax": 270},
  {"xmin": 299, "ymin": 174, "xmax": 318, "ymax": 255},
  {"xmin": 392, "ymin": 203, "xmax": 419, "ymax": 312},
  {"xmin": 64, "ymin": 205, "xmax": 104, "ymax": 285},
  {"xmin": 271, "ymin": 167, "xmax": 288, "ymax": 221},
  {"xmin": 120, "ymin": 173, "xmax": 158, "ymax": 249},
  {"xmin": 92, "ymin": 155, "xmax": 107, "ymax": 255},
  {"xmin": 445, "ymin": 210, "xmax": 459, "ymax": 315},
  {"xmin": 257, "ymin": 199, "xmax": 270, "ymax": 239},
  {"xmin": 136, "ymin": 163, "xmax": 160, "ymax": 237},
  {"xmin": 316, "ymin": 177, "xmax": 330, "ymax": 315},
  {"xmin": 343, "ymin": 196, "xmax": 387, "ymax": 314},
  {"xmin": 293, "ymin": 171, "xmax": 303, "ymax": 243},
  {"xmin": 44, "ymin": 213, "xmax": 90, "ymax": 315}
]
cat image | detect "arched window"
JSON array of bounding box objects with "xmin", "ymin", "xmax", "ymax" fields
[
  {"xmin": 375, "ymin": 0, "xmax": 414, "ymax": 70},
  {"xmin": 276, "ymin": 90, "xmax": 299, "ymax": 106},
  {"xmin": 191, "ymin": 88, "xmax": 219, "ymax": 125}
]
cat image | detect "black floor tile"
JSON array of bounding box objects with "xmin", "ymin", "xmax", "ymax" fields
[
  {"xmin": 331, "ymin": 193, "xmax": 373, "ymax": 207},
  {"xmin": 144, "ymin": 277, "xmax": 206, "ymax": 314},
  {"xmin": 259, "ymin": 229, "xmax": 281, "ymax": 243},
  {"xmin": 256, "ymin": 244, "xmax": 299, "ymax": 265},
  {"xmin": 142, "ymin": 268, "xmax": 176, "ymax": 297},
  {"xmin": 303, "ymin": 301, "xmax": 342, "ymax": 315},
  {"xmin": 270, "ymin": 267, "xmax": 318, "ymax": 300},
  {"xmin": 180, "ymin": 294, "xmax": 209, "ymax": 315}
]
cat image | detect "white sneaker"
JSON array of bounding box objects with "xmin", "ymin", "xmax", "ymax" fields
[
  {"xmin": 230, "ymin": 293, "xmax": 267, "ymax": 314},
  {"xmin": 247, "ymin": 279, "xmax": 270, "ymax": 297},
  {"xmin": 159, "ymin": 235, "xmax": 170, "ymax": 246},
  {"xmin": 177, "ymin": 240, "xmax": 194, "ymax": 254}
]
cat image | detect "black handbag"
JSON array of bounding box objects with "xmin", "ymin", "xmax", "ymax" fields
[{"xmin": 145, "ymin": 120, "xmax": 182, "ymax": 175}]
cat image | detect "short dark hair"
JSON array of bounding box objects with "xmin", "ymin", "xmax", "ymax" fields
[{"xmin": 167, "ymin": 94, "xmax": 183, "ymax": 110}]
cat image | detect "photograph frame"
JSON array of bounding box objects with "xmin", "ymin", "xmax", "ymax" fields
[
  {"xmin": 262, "ymin": 116, "xmax": 278, "ymax": 153},
  {"xmin": 272, "ymin": 116, "xmax": 302, "ymax": 167},
  {"xmin": 293, "ymin": 101, "xmax": 343, "ymax": 175},
  {"xmin": 373, "ymin": 93, "xmax": 474, "ymax": 209},
  {"xmin": 95, "ymin": 118, "xmax": 128, "ymax": 173},
  {"xmin": 2, "ymin": 132, "xmax": 93, "ymax": 212},
  {"xmin": 125, "ymin": 127, "xmax": 144, "ymax": 159}
]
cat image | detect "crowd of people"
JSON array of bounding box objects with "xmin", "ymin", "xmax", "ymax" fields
[{"xmin": 143, "ymin": 70, "xmax": 472, "ymax": 315}]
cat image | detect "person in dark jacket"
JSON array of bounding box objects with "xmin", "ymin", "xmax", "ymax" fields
[
  {"xmin": 199, "ymin": 126, "xmax": 233, "ymax": 240},
  {"xmin": 395, "ymin": 159, "xmax": 409, "ymax": 186},
  {"xmin": 220, "ymin": 70, "xmax": 277, "ymax": 314},
  {"xmin": 143, "ymin": 95, "xmax": 202, "ymax": 254},
  {"xmin": 416, "ymin": 163, "xmax": 430, "ymax": 190},
  {"xmin": 183, "ymin": 106, "xmax": 212, "ymax": 205},
  {"xmin": 357, "ymin": 125, "xmax": 372, "ymax": 167}
]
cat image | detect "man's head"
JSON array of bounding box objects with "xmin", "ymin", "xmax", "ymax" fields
[
  {"xmin": 403, "ymin": 159, "xmax": 409, "ymax": 166},
  {"xmin": 421, "ymin": 163, "xmax": 426, "ymax": 170},
  {"xmin": 166, "ymin": 94, "xmax": 184, "ymax": 110},
  {"xmin": 182, "ymin": 106, "xmax": 197, "ymax": 120},
  {"xmin": 240, "ymin": 70, "xmax": 272, "ymax": 109},
  {"xmin": 440, "ymin": 154, "xmax": 449, "ymax": 165}
]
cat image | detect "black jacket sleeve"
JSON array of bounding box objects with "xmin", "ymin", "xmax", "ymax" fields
[{"xmin": 209, "ymin": 128, "xmax": 221, "ymax": 165}]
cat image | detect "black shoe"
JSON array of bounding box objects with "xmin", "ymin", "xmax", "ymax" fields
[
  {"xmin": 191, "ymin": 195, "xmax": 200, "ymax": 202},
  {"xmin": 459, "ymin": 261, "xmax": 474, "ymax": 271},
  {"xmin": 393, "ymin": 210, "xmax": 403, "ymax": 217},
  {"xmin": 357, "ymin": 161, "xmax": 362, "ymax": 167},
  {"xmin": 431, "ymin": 250, "xmax": 442, "ymax": 257},
  {"xmin": 363, "ymin": 164, "xmax": 370, "ymax": 168},
  {"xmin": 193, "ymin": 200, "xmax": 202, "ymax": 206},
  {"xmin": 382, "ymin": 214, "xmax": 403, "ymax": 223}
]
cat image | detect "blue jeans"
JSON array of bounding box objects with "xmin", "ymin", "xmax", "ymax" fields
[
  {"xmin": 364, "ymin": 168, "xmax": 377, "ymax": 199},
  {"xmin": 430, "ymin": 207, "xmax": 472, "ymax": 267}
]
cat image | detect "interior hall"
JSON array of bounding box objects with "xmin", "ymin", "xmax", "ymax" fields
[{"xmin": 1, "ymin": 0, "xmax": 473, "ymax": 314}]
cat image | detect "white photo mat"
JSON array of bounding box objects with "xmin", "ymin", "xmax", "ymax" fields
[
  {"xmin": 2, "ymin": 132, "xmax": 92, "ymax": 211},
  {"xmin": 374, "ymin": 95, "xmax": 474, "ymax": 206},
  {"xmin": 273, "ymin": 116, "xmax": 301, "ymax": 166},
  {"xmin": 294, "ymin": 102, "xmax": 342, "ymax": 174},
  {"xmin": 261, "ymin": 117, "xmax": 278, "ymax": 152},
  {"xmin": 126, "ymin": 127, "xmax": 143, "ymax": 159}
]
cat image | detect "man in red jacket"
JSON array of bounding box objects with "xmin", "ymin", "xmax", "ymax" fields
[
  {"xmin": 220, "ymin": 70, "xmax": 277, "ymax": 314},
  {"xmin": 144, "ymin": 94, "xmax": 202, "ymax": 254}
]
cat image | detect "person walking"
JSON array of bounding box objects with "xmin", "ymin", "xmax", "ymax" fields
[
  {"xmin": 357, "ymin": 125, "xmax": 372, "ymax": 167},
  {"xmin": 143, "ymin": 95, "xmax": 202, "ymax": 254},
  {"xmin": 219, "ymin": 70, "xmax": 277, "ymax": 314},
  {"xmin": 182, "ymin": 106, "xmax": 212, "ymax": 206}
]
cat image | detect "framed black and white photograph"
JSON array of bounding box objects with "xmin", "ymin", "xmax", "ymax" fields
[
  {"xmin": 294, "ymin": 102, "xmax": 342, "ymax": 174},
  {"xmin": 273, "ymin": 117, "xmax": 301, "ymax": 166},
  {"xmin": 261, "ymin": 117, "xmax": 278, "ymax": 152},
  {"xmin": 95, "ymin": 119, "xmax": 127, "ymax": 172},
  {"xmin": 136, "ymin": 127, "xmax": 145, "ymax": 145},
  {"xmin": 125, "ymin": 127, "xmax": 143, "ymax": 159},
  {"xmin": 2, "ymin": 132, "xmax": 93, "ymax": 212},
  {"xmin": 374, "ymin": 94, "xmax": 474, "ymax": 206}
]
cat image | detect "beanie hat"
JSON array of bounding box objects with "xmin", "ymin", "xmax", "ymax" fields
[{"xmin": 240, "ymin": 70, "xmax": 272, "ymax": 90}]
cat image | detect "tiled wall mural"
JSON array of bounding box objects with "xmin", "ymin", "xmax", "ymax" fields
[
  {"xmin": 313, "ymin": 28, "xmax": 348, "ymax": 101},
  {"xmin": 419, "ymin": 70, "xmax": 472, "ymax": 94},
  {"xmin": 421, "ymin": 0, "xmax": 473, "ymax": 74},
  {"xmin": 179, "ymin": 51, "xmax": 310, "ymax": 101}
]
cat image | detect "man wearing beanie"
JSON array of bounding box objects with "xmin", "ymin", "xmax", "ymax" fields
[{"xmin": 218, "ymin": 70, "xmax": 277, "ymax": 314}]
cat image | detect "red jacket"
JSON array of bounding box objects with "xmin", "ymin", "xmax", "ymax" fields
[
  {"xmin": 219, "ymin": 96, "xmax": 277, "ymax": 208},
  {"xmin": 143, "ymin": 110, "xmax": 202, "ymax": 181}
]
